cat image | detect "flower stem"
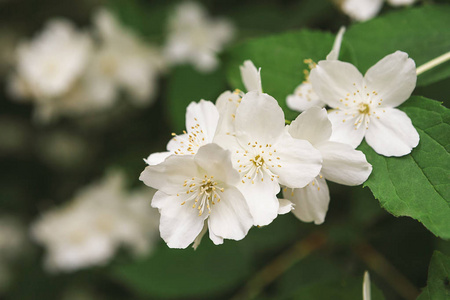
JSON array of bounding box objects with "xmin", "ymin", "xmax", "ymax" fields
[
  {"xmin": 230, "ymin": 231, "xmax": 326, "ymax": 300},
  {"xmin": 416, "ymin": 51, "xmax": 450, "ymax": 76}
]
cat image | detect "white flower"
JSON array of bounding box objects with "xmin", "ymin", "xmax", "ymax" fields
[
  {"xmin": 340, "ymin": 0, "xmax": 383, "ymax": 22},
  {"xmin": 286, "ymin": 27, "xmax": 345, "ymax": 112},
  {"xmin": 31, "ymin": 171, "xmax": 159, "ymax": 272},
  {"xmin": 164, "ymin": 1, "xmax": 234, "ymax": 72},
  {"xmin": 91, "ymin": 9, "xmax": 165, "ymax": 106},
  {"xmin": 363, "ymin": 271, "xmax": 371, "ymax": 300},
  {"xmin": 12, "ymin": 19, "xmax": 92, "ymax": 100},
  {"xmin": 145, "ymin": 99, "xmax": 219, "ymax": 165},
  {"xmin": 216, "ymin": 91, "xmax": 322, "ymax": 226},
  {"xmin": 140, "ymin": 143, "xmax": 253, "ymax": 249},
  {"xmin": 309, "ymin": 51, "xmax": 419, "ymax": 157},
  {"xmin": 215, "ymin": 60, "xmax": 262, "ymax": 136},
  {"xmin": 283, "ymin": 107, "xmax": 372, "ymax": 224},
  {"xmin": 339, "ymin": 0, "xmax": 417, "ymax": 21}
]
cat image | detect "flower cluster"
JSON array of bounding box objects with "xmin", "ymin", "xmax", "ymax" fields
[
  {"xmin": 140, "ymin": 56, "xmax": 373, "ymax": 248},
  {"xmin": 31, "ymin": 171, "xmax": 159, "ymax": 272},
  {"xmin": 7, "ymin": 3, "xmax": 234, "ymax": 122},
  {"xmin": 164, "ymin": 1, "xmax": 234, "ymax": 73},
  {"xmin": 8, "ymin": 10, "xmax": 163, "ymax": 122}
]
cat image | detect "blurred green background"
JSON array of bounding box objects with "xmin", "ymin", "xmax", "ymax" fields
[{"xmin": 0, "ymin": 0, "xmax": 449, "ymax": 299}]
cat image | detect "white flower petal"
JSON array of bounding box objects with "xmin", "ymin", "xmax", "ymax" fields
[
  {"xmin": 238, "ymin": 175, "xmax": 280, "ymax": 226},
  {"xmin": 365, "ymin": 108, "xmax": 419, "ymax": 157},
  {"xmin": 240, "ymin": 60, "xmax": 262, "ymax": 93},
  {"xmin": 153, "ymin": 191, "xmax": 206, "ymax": 248},
  {"xmin": 139, "ymin": 155, "xmax": 198, "ymax": 194},
  {"xmin": 215, "ymin": 90, "xmax": 242, "ymax": 135},
  {"xmin": 192, "ymin": 222, "xmax": 207, "ymax": 250},
  {"xmin": 289, "ymin": 106, "xmax": 332, "ymax": 146},
  {"xmin": 208, "ymin": 228, "xmax": 224, "ymax": 245},
  {"xmin": 316, "ymin": 141, "xmax": 372, "ymax": 185},
  {"xmin": 363, "ymin": 271, "xmax": 371, "ymax": 300},
  {"xmin": 328, "ymin": 110, "xmax": 367, "ymax": 148},
  {"xmin": 235, "ymin": 91, "xmax": 285, "ymax": 144},
  {"xmin": 326, "ymin": 26, "xmax": 346, "ymax": 61},
  {"xmin": 364, "ymin": 51, "xmax": 417, "ymax": 108},
  {"xmin": 144, "ymin": 151, "xmax": 172, "ymax": 165},
  {"xmin": 278, "ymin": 198, "xmax": 294, "ymax": 215},
  {"xmin": 284, "ymin": 176, "xmax": 330, "ymax": 225},
  {"xmin": 286, "ymin": 82, "xmax": 324, "ymax": 112},
  {"xmin": 310, "ymin": 60, "xmax": 364, "ymax": 109},
  {"xmin": 185, "ymin": 100, "xmax": 219, "ymax": 142},
  {"xmin": 209, "ymin": 186, "xmax": 252, "ymax": 241},
  {"xmin": 273, "ymin": 132, "xmax": 322, "ymax": 188},
  {"xmin": 194, "ymin": 143, "xmax": 239, "ymax": 185}
]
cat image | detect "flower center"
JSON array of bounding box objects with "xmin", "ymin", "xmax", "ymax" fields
[
  {"xmin": 178, "ymin": 175, "xmax": 224, "ymax": 216},
  {"xmin": 358, "ymin": 103, "xmax": 370, "ymax": 115},
  {"xmin": 236, "ymin": 143, "xmax": 281, "ymax": 184},
  {"xmin": 171, "ymin": 119, "xmax": 208, "ymax": 155}
]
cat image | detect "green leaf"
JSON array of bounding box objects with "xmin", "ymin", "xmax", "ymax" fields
[
  {"xmin": 224, "ymin": 30, "xmax": 354, "ymax": 121},
  {"xmin": 417, "ymin": 251, "xmax": 450, "ymax": 299},
  {"xmin": 360, "ymin": 96, "xmax": 450, "ymax": 239},
  {"xmin": 345, "ymin": 5, "xmax": 450, "ymax": 87},
  {"xmin": 111, "ymin": 240, "xmax": 251, "ymax": 299},
  {"xmin": 281, "ymin": 277, "xmax": 385, "ymax": 300},
  {"xmin": 166, "ymin": 65, "xmax": 227, "ymax": 133}
]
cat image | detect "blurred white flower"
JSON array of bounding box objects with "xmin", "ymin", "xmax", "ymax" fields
[
  {"xmin": 286, "ymin": 27, "xmax": 345, "ymax": 112},
  {"xmin": 31, "ymin": 171, "xmax": 159, "ymax": 272},
  {"xmin": 91, "ymin": 9, "xmax": 165, "ymax": 106},
  {"xmin": 339, "ymin": 0, "xmax": 417, "ymax": 22},
  {"xmin": 10, "ymin": 19, "xmax": 92, "ymax": 100},
  {"xmin": 309, "ymin": 51, "xmax": 419, "ymax": 157},
  {"xmin": 283, "ymin": 107, "xmax": 372, "ymax": 224},
  {"xmin": 164, "ymin": 1, "xmax": 234, "ymax": 72}
]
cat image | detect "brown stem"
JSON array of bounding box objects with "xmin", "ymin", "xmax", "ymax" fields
[
  {"xmin": 354, "ymin": 242, "xmax": 420, "ymax": 300},
  {"xmin": 230, "ymin": 231, "xmax": 327, "ymax": 300}
]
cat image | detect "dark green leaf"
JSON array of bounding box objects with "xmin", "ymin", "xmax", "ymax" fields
[
  {"xmin": 360, "ymin": 96, "xmax": 450, "ymax": 239},
  {"xmin": 417, "ymin": 251, "xmax": 450, "ymax": 299}
]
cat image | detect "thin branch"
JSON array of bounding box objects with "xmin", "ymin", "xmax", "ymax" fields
[
  {"xmin": 354, "ymin": 242, "xmax": 420, "ymax": 300},
  {"xmin": 230, "ymin": 231, "xmax": 327, "ymax": 300},
  {"xmin": 416, "ymin": 51, "xmax": 450, "ymax": 76}
]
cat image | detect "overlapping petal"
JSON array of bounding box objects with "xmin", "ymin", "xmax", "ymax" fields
[
  {"xmin": 310, "ymin": 60, "xmax": 364, "ymax": 109},
  {"xmin": 208, "ymin": 186, "xmax": 253, "ymax": 241},
  {"xmin": 316, "ymin": 141, "xmax": 372, "ymax": 185},
  {"xmin": 235, "ymin": 91, "xmax": 285, "ymax": 145},
  {"xmin": 364, "ymin": 51, "xmax": 416, "ymax": 108},
  {"xmin": 284, "ymin": 176, "xmax": 330, "ymax": 225},
  {"xmin": 152, "ymin": 191, "xmax": 207, "ymax": 249},
  {"xmin": 289, "ymin": 106, "xmax": 332, "ymax": 146},
  {"xmin": 365, "ymin": 108, "xmax": 419, "ymax": 156}
]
